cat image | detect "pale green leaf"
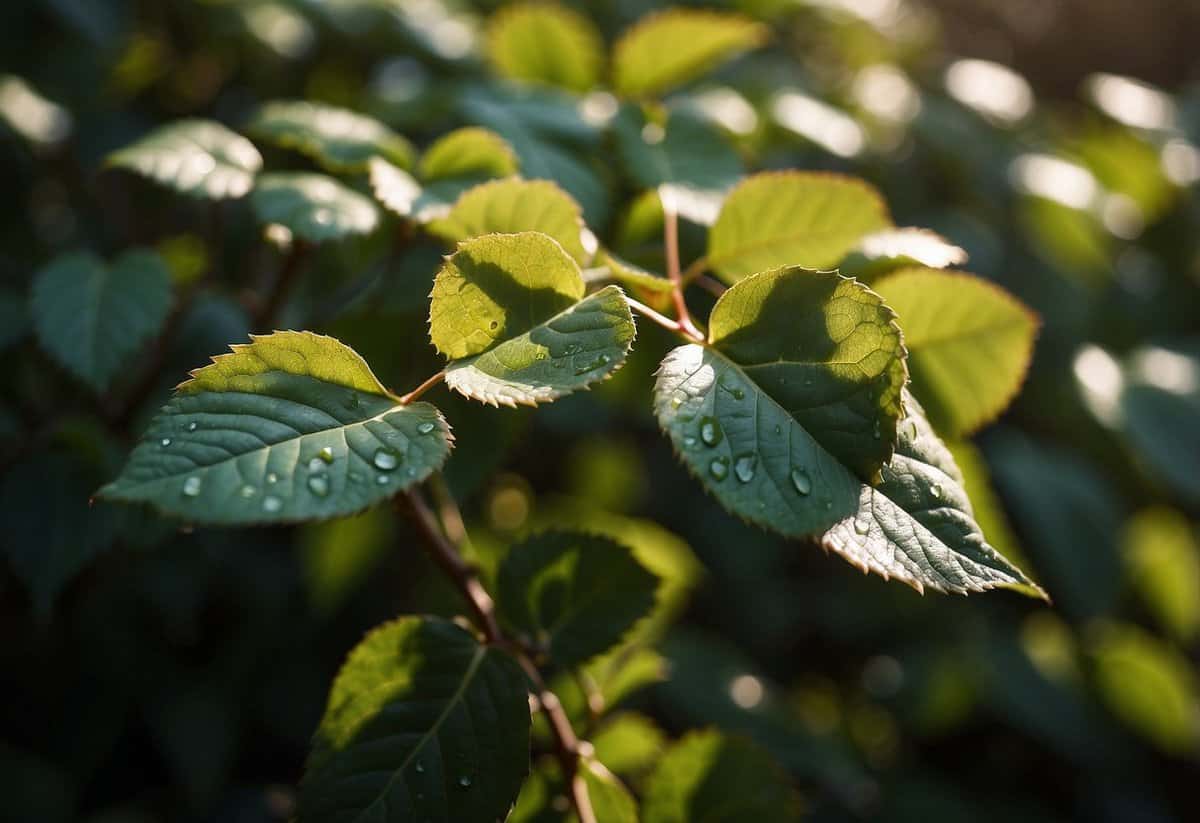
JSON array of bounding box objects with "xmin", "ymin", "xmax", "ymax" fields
[
  {"xmin": 486, "ymin": 3, "xmax": 604, "ymax": 93},
  {"xmin": 642, "ymin": 730, "xmax": 801, "ymax": 823},
  {"xmin": 31, "ymin": 249, "xmax": 172, "ymax": 393},
  {"xmin": 1089, "ymin": 621, "xmax": 1200, "ymax": 754},
  {"xmin": 367, "ymin": 156, "xmax": 423, "ymax": 219},
  {"xmin": 250, "ymin": 172, "xmax": 380, "ymax": 243},
  {"xmin": 106, "ymin": 119, "xmax": 263, "ymax": 199},
  {"xmin": 613, "ymin": 9, "xmax": 767, "ymax": 99},
  {"xmin": 98, "ymin": 331, "xmax": 451, "ymax": 525},
  {"xmin": 839, "ymin": 227, "xmax": 968, "ymax": 280},
  {"xmin": 820, "ymin": 393, "xmax": 1044, "ymax": 596},
  {"xmin": 613, "ymin": 107, "xmax": 742, "ymax": 225},
  {"xmin": 705, "ymin": 267, "xmax": 908, "ymax": 479},
  {"xmin": 707, "ymin": 171, "xmax": 891, "ymax": 283},
  {"xmin": 247, "ymin": 99, "xmax": 414, "ymax": 171},
  {"xmin": 300, "ymin": 617, "xmax": 531, "ymax": 822},
  {"xmin": 418, "ymin": 126, "xmax": 518, "ymax": 182},
  {"xmin": 1123, "ymin": 507, "xmax": 1200, "ymax": 644},
  {"xmin": 595, "ymin": 249, "xmax": 674, "ymax": 294},
  {"xmin": 874, "ymin": 268, "xmax": 1037, "ymax": 435},
  {"xmin": 591, "ymin": 712, "xmax": 668, "ymax": 776},
  {"xmin": 497, "ymin": 531, "xmax": 659, "ymax": 665},
  {"xmin": 427, "ymin": 179, "xmax": 589, "ymax": 263},
  {"xmin": 444, "ymin": 285, "xmax": 635, "ymax": 407}
]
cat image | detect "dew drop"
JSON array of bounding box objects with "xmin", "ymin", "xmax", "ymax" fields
[
  {"xmin": 373, "ymin": 449, "xmax": 399, "ymax": 470},
  {"xmin": 415, "ymin": 761, "xmax": 425, "ymax": 774},
  {"xmin": 376, "ymin": 474, "xmax": 390, "ymax": 485},
  {"xmin": 458, "ymin": 775, "xmax": 472, "ymax": 789},
  {"xmin": 312, "ymin": 207, "xmax": 333, "ymax": 226},
  {"xmin": 709, "ymin": 457, "xmax": 729, "ymax": 480},
  {"xmin": 774, "ymin": 424, "xmax": 782, "ymax": 435},
  {"xmin": 348, "ymin": 471, "xmax": 362, "ymax": 483},
  {"xmin": 854, "ymin": 518, "xmax": 871, "ymax": 535},
  {"xmin": 683, "ymin": 436, "xmax": 697, "ymax": 447},
  {"xmin": 308, "ymin": 457, "xmax": 326, "ymax": 472},
  {"xmin": 732, "ymin": 388, "xmax": 745, "ymax": 400},
  {"xmin": 239, "ymin": 484, "xmax": 256, "ymax": 498},
  {"xmin": 317, "ymin": 446, "xmax": 334, "ymax": 463},
  {"xmin": 734, "ymin": 454, "xmax": 757, "ymax": 483},
  {"xmin": 308, "ymin": 474, "xmax": 330, "ymax": 497},
  {"xmin": 262, "ymin": 495, "xmax": 283, "ymax": 513},
  {"xmin": 187, "ymin": 422, "xmax": 198, "ymax": 432},
  {"xmin": 266, "ymin": 472, "xmax": 278, "ymax": 484},
  {"xmin": 699, "ymin": 416, "xmax": 722, "ymax": 447},
  {"xmin": 930, "ymin": 484, "xmax": 942, "ymax": 500},
  {"xmin": 182, "ymin": 476, "xmax": 202, "ymax": 497},
  {"xmin": 416, "ymin": 421, "xmax": 436, "ymax": 435},
  {"xmin": 160, "ymin": 438, "xmax": 171, "ymax": 448},
  {"xmin": 790, "ymin": 468, "xmax": 812, "ymax": 495}
]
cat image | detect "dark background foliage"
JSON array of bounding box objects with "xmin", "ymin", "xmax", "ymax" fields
[{"xmin": 1, "ymin": 1, "xmax": 1197, "ymax": 821}]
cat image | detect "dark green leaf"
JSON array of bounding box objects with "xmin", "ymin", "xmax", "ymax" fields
[
  {"xmin": 248, "ymin": 99, "xmax": 414, "ymax": 171},
  {"xmin": 300, "ymin": 617, "xmax": 531, "ymax": 823},
  {"xmin": 250, "ymin": 172, "xmax": 380, "ymax": 243},
  {"xmin": 498, "ymin": 531, "xmax": 659, "ymax": 665}
]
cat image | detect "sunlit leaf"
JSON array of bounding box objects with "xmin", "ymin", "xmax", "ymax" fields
[
  {"xmin": 31, "ymin": 249, "xmax": 172, "ymax": 393},
  {"xmin": 708, "ymin": 171, "xmax": 891, "ymax": 283},
  {"xmin": 1123, "ymin": 507, "xmax": 1200, "ymax": 643},
  {"xmin": 248, "ymin": 99, "xmax": 414, "ymax": 171},
  {"xmin": 250, "ymin": 172, "xmax": 380, "ymax": 243},
  {"xmin": 418, "ymin": 126, "xmax": 518, "ymax": 181},
  {"xmin": 301, "ymin": 506, "xmax": 395, "ymax": 614},
  {"xmin": 595, "ymin": 250, "xmax": 674, "ymax": 294},
  {"xmin": 642, "ymin": 730, "xmax": 801, "ymax": 823},
  {"xmin": 839, "ymin": 228, "xmax": 968, "ymax": 280},
  {"xmin": 98, "ymin": 331, "xmax": 451, "ymax": 525},
  {"xmin": 431, "ymin": 233, "xmax": 633, "ymax": 406},
  {"xmin": 300, "ymin": 617, "xmax": 531, "ymax": 822},
  {"xmin": 497, "ymin": 531, "xmax": 659, "ymax": 665},
  {"xmin": 106, "ymin": 119, "xmax": 262, "ymax": 199},
  {"xmin": 428, "ymin": 178, "xmax": 589, "ymax": 263},
  {"xmin": 367, "ymin": 156, "xmax": 423, "ymax": 219},
  {"xmin": 612, "ymin": 9, "xmax": 767, "ymax": 99},
  {"xmin": 874, "ymin": 268, "xmax": 1038, "ymax": 436},
  {"xmin": 591, "ymin": 712, "xmax": 667, "ymax": 776},
  {"xmin": 486, "ymin": 3, "xmax": 603, "ymax": 93}
]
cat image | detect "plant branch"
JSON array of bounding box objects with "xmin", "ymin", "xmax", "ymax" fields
[
  {"xmin": 397, "ymin": 486, "xmax": 598, "ymax": 823},
  {"xmin": 399, "ymin": 371, "xmax": 445, "ymax": 404},
  {"xmin": 627, "ymin": 296, "xmax": 705, "ymax": 344},
  {"xmin": 692, "ymin": 273, "xmax": 728, "ymax": 299},
  {"xmin": 661, "ymin": 199, "xmax": 705, "ymax": 342},
  {"xmin": 680, "ymin": 255, "xmax": 709, "ymax": 285}
]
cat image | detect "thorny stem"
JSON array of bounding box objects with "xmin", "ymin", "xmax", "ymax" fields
[
  {"xmin": 397, "ymin": 487, "xmax": 598, "ymax": 823},
  {"xmin": 398, "ymin": 371, "xmax": 445, "ymax": 405},
  {"xmin": 662, "ymin": 201, "xmax": 705, "ymax": 342}
]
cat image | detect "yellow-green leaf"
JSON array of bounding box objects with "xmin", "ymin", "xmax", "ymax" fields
[
  {"xmin": 486, "ymin": 2, "xmax": 604, "ymax": 93},
  {"xmin": 418, "ymin": 126, "xmax": 518, "ymax": 182}
]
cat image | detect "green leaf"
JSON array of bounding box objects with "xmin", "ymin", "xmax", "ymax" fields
[
  {"xmin": 444, "ymin": 285, "xmax": 636, "ymax": 407},
  {"xmin": 613, "ymin": 107, "xmax": 742, "ymax": 225},
  {"xmin": 431, "ymin": 233, "xmax": 633, "ymax": 406},
  {"xmin": 247, "ymin": 99, "xmax": 414, "ymax": 171},
  {"xmin": 98, "ymin": 331, "xmax": 452, "ymax": 525},
  {"xmin": 579, "ymin": 759, "xmax": 638, "ymax": 823},
  {"xmin": 486, "ymin": 3, "xmax": 603, "ymax": 93},
  {"xmin": 428, "ymin": 179, "xmax": 589, "ymax": 263},
  {"xmin": 591, "ymin": 712, "xmax": 668, "ymax": 776},
  {"xmin": 612, "ymin": 9, "xmax": 767, "ymax": 99},
  {"xmin": 707, "ymin": 171, "xmax": 891, "ymax": 283},
  {"xmin": 497, "ymin": 531, "xmax": 659, "ymax": 665},
  {"xmin": 418, "ymin": 126, "xmax": 518, "ymax": 182},
  {"xmin": 820, "ymin": 393, "xmax": 1044, "ymax": 596},
  {"xmin": 510, "ymin": 756, "xmax": 636, "ymax": 823},
  {"xmin": 1123, "ymin": 507, "xmax": 1200, "ymax": 644},
  {"xmin": 874, "ymin": 268, "xmax": 1038, "ymax": 436},
  {"xmin": 300, "ymin": 616, "xmax": 531, "ymax": 823},
  {"xmin": 595, "ymin": 250, "xmax": 674, "ymax": 294},
  {"xmin": 839, "ymin": 227, "xmax": 968, "ymax": 280},
  {"xmin": 705, "ymin": 267, "xmax": 908, "ymax": 479},
  {"xmin": 31, "ymin": 250, "xmax": 172, "ymax": 393},
  {"xmin": 106, "ymin": 119, "xmax": 263, "ymax": 199},
  {"xmin": 250, "ymin": 172, "xmax": 380, "ymax": 243},
  {"xmin": 642, "ymin": 730, "xmax": 801, "ymax": 823},
  {"xmin": 368, "ymin": 157, "xmax": 423, "ymax": 219}
]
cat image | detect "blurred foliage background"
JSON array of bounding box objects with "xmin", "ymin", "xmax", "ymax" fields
[{"xmin": 1, "ymin": 0, "xmax": 1198, "ymax": 821}]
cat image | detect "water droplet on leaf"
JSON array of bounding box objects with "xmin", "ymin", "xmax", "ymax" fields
[
  {"xmin": 417, "ymin": 421, "xmax": 436, "ymax": 435},
  {"xmin": 699, "ymin": 417, "xmax": 722, "ymax": 446},
  {"xmin": 458, "ymin": 776, "xmax": 472, "ymax": 788},
  {"xmin": 187, "ymin": 422, "xmax": 197, "ymax": 432},
  {"xmin": 182, "ymin": 476, "xmax": 201, "ymax": 497},
  {"xmin": 709, "ymin": 457, "xmax": 729, "ymax": 480},
  {"xmin": 930, "ymin": 484, "xmax": 942, "ymax": 499},
  {"xmin": 790, "ymin": 468, "xmax": 811, "ymax": 495},
  {"xmin": 266, "ymin": 472, "xmax": 278, "ymax": 484},
  {"xmin": 160, "ymin": 438, "xmax": 171, "ymax": 448},
  {"xmin": 262, "ymin": 495, "xmax": 282, "ymax": 513},
  {"xmin": 373, "ymin": 449, "xmax": 399, "ymax": 470},
  {"xmin": 308, "ymin": 474, "xmax": 330, "ymax": 497},
  {"xmin": 854, "ymin": 518, "xmax": 870, "ymax": 535},
  {"xmin": 376, "ymin": 474, "xmax": 390, "ymax": 485},
  {"xmin": 734, "ymin": 454, "xmax": 757, "ymax": 483},
  {"xmin": 239, "ymin": 485, "xmax": 256, "ymax": 498},
  {"xmin": 317, "ymin": 446, "xmax": 334, "ymax": 463}
]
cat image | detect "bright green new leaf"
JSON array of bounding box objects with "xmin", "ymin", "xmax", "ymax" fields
[
  {"xmin": 428, "ymin": 179, "xmax": 590, "ymax": 263},
  {"xmin": 821, "ymin": 393, "xmax": 1044, "ymax": 596},
  {"xmin": 31, "ymin": 249, "xmax": 172, "ymax": 393},
  {"xmin": 579, "ymin": 759, "xmax": 638, "ymax": 823},
  {"xmin": 300, "ymin": 617, "xmax": 531, "ymax": 823},
  {"xmin": 874, "ymin": 268, "xmax": 1038, "ymax": 436},
  {"xmin": 106, "ymin": 119, "xmax": 263, "ymax": 199},
  {"xmin": 418, "ymin": 126, "xmax": 519, "ymax": 182},
  {"xmin": 497, "ymin": 531, "xmax": 659, "ymax": 665},
  {"xmin": 250, "ymin": 172, "xmax": 380, "ymax": 243},
  {"xmin": 707, "ymin": 171, "xmax": 891, "ymax": 283},
  {"xmin": 510, "ymin": 756, "xmax": 636, "ymax": 823},
  {"xmin": 592, "ymin": 712, "xmax": 668, "ymax": 776},
  {"xmin": 642, "ymin": 730, "xmax": 801, "ymax": 823},
  {"xmin": 1089, "ymin": 621, "xmax": 1200, "ymax": 754},
  {"xmin": 247, "ymin": 99, "xmax": 414, "ymax": 171},
  {"xmin": 612, "ymin": 9, "xmax": 767, "ymax": 99},
  {"xmin": 98, "ymin": 331, "xmax": 452, "ymax": 525},
  {"xmin": 1123, "ymin": 507, "xmax": 1200, "ymax": 644},
  {"xmin": 486, "ymin": 3, "xmax": 604, "ymax": 93},
  {"xmin": 613, "ymin": 107, "xmax": 742, "ymax": 225},
  {"xmin": 444, "ymin": 285, "xmax": 635, "ymax": 407},
  {"xmin": 431, "ymin": 233, "xmax": 633, "ymax": 405},
  {"xmin": 839, "ymin": 227, "xmax": 968, "ymax": 280}
]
